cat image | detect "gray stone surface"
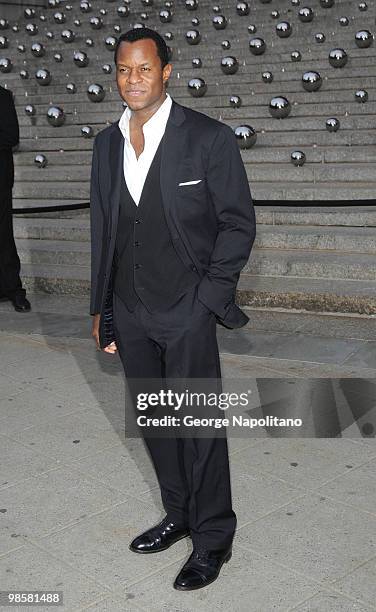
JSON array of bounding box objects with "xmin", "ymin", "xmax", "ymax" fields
[
  {"xmin": 0, "ymin": 293, "xmax": 375, "ymax": 611},
  {"xmin": 1, "ymin": 0, "xmax": 376, "ymax": 605},
  {"xmin": 236, "ymin": 492, "xmax": 376, "ymax": 584}
]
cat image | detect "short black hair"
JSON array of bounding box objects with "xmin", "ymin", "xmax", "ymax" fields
[{"xmin": 114, "ymin": 27, "xmax": 170, "ymax": 68}]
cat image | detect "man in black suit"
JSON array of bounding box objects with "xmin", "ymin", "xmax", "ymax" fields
[
  {"xmin": 0, "ymin": 85, "xmax": 31, "ymax": 312},
  {"xmin": 90, "ymin": 28, "xmax": 256, "ymax": 590}
]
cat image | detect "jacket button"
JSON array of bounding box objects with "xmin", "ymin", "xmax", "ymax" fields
[
  {"xmin": 135, "ymin": 219, "xmax": 141, "ymax": 224},
  {"xmin": 134, "ymin": 241, "xmax": 141, "ymax": 247},
  {"xmin": 134, "ymin": 263, "xmax": 141, "ymax": 269}
]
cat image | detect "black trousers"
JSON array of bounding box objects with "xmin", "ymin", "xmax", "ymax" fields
[
  {"xmin": 112, "ymin": 283, "xmax": 237, "ymax": 550},
  {"xmin": 0, "ymin": 188, "xmax": 24, "ymax": 298}
]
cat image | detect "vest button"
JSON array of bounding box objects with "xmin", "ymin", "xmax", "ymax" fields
[{"xmin": 134, "ymin": 263, "xmax": 141, "ymax": 270}]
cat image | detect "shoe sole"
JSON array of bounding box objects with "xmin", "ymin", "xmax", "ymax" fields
[
  {"xmin": 173, "ymin": 550, "xmax": 232, "ymax": 591},
  {"xmin": 129, "ymin": 532, "xmax": 191, "ymax": 554}
]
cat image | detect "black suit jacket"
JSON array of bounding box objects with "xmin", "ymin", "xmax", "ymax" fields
[
  {"xmin": 0, "ymin": 86, "xmax": 19, "ymax": 193},
  {"xmin": 90, "ymin": 98, "xmax": 256, "ymax": 348}
]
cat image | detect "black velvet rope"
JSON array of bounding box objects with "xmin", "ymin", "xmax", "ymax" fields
[{"xmin": 11, "ymin": 199, "xmax": 376, "ymax": 214}]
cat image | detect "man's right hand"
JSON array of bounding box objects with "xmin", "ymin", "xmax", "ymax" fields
[{"xmin": 91, "ymin": 314, "xmax": 117, "ymax": 354}]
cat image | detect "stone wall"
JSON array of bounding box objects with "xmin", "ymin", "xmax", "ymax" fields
[{"xmin": 0, "ymin": 0, "xmax": 47, "ymax": 21}]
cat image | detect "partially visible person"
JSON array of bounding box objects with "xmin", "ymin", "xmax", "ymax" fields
[{"xmin": 0, "ymin": 85, "xmax": 31, "ymax": 312}]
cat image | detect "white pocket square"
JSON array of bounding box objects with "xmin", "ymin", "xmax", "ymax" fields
[{"xmin": 178, "ymin": 179, "xmax": 202, "ymax": 186}]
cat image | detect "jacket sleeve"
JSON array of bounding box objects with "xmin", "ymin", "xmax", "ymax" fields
[
  {"xmin": 196, "ymin": 123, "xmax": 256, "ymax": 319},
  {"xmin": 89, "ymin": 137, "xmax": 105, "ymax": 315},
  {"xmin": 0, "ymin": 89, "xmax": 19, "ymax": 150}
]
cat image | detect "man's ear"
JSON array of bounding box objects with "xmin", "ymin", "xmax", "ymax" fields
[{"xmin": 163, "ymin": 63, "xmax": 173, "ymax": 83}]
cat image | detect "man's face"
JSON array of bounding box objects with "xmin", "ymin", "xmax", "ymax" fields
[{"xmin": 115, "ymin": 38, "xmax": 172, "ymax": 112}]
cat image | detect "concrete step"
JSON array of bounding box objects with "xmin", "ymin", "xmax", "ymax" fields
[
  {"xmin": 12, "ymin": 87, "xmax": 376, "ymax": 110},
  {"xmin": 18, "ymin": 264, "xmax": 376, "ymax": 315},
  {"xmin": 13, "ymin": 65, "xmax": 370, "ymax": 90},
  {"xmin": 14, "ymin": 112, "xmax": 376, "ymax": 133},
  {"xmin": 7, "ymin": 41, "xmax": 374, "ymax": 65},
  {"xmin": 12, "ymin": 183, "xmax": 89, "ymax": 199},
  {"xmin": 14, "ymin": 235, "xmax": 376, "ymax": 279},
  {"xmin": 12, "ymin": 162, "xmax": 376, "ymax": 183},
  {"xmin": 12, "ymin": 100, "xmax": 376, "ymax": 122},
  {"xmin": 12, "ymin": 218, "xmax": 376, "ymax": 255},
  {"xmin": 255, "ymin": 206, "xmax": 376, "ymax": 227},
  {"xmin": 9, "ymin": 75, "xmax": 376, "ymax": 102},
  {"xmin": 13, "ymin": 145, "xmax": 376, "ymax": 166},
  {"xmin": 4, "ymin": 28, "xmax": 373, "ymax": 55},
  {"xmin": 245, "ymin": 248, "xmax": 376, "ymax": 280},
  {"xmin": 254, "ymin": 224, "xmax": 376, "ymax": 254},
  {"xmin": 12, "ymin": 206, "xmax": 376, "ymax": 228},
  {"xmin": 16, "ymin": 129, "xmax": 376, "ymax": 149},
  {"xmin": 20, "ymin": 262, "xmax": 91, "ymax": 297},
  {"xmin": 236, "ymin": 274, "xmax": 376, "ymax": 315},
  {"xmin": 15, "ymin": 238, "xmax": 91, "ymax": 267},
  {"xmin": 10, "ymin": 181, "xmax": 376, "ymax": 201},
  {"xmin": 13, "ymin": 217, "xmax": 91, "ymax": 240}
]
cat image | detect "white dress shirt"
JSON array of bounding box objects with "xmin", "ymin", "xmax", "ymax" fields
[{"xmin": 118, "ymin": 92, "xmax": 172, "ymax": 206}]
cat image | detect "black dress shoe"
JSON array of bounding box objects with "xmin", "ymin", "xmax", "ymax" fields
[
  {"xmin": 173, "ymin": 546, "xmax": 232, "ymax": 591},
  {"xmin": 11, "ymin": 294, "xmax": 31, "ymax": 312},
  {"xmin": 129, "ymin": 516, "xmax": 190, "ymax": 554}
]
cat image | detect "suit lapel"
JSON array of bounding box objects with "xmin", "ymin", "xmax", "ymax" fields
[
  {"xmin": 160, "ymin": 100, "xmax": 187, "ymax": 217},
  {"xmin": 109, "ymin": 123, "xmax": 124, "ymax": 233}
]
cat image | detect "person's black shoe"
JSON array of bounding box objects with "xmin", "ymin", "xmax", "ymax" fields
[
  {"xmin": 173, "ymin": 546, "xmax": 232, "ymax": 591},
  {"xmin": 11, "ymin": 294, "xmax": 31, "ymax": 312},
  {"xmin": 129, "ymin": 516, "xmax": 190, "ymax": 554}
]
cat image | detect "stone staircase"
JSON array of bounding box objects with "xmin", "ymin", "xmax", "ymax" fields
[{"xmin": 0, "ymin": 0, "xmax": 375, "ymax": 313}]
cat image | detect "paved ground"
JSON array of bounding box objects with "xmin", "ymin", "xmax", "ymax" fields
[{"xmin": 0, "ymin": 294, "xmax": 375, "ymax": 611}]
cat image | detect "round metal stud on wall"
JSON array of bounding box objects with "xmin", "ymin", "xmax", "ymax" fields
[
  {"xmin": 185, "ymin": 30, "xmax": 201, "ymax": 45},
  {"xmin": 234, "ymin": 125, "xmax": 257, "ymax": 148},
  {"xmin": 220, "ymin": 56, "xmax": 239, "ymax": 74},
  {"xmin": 35, "ymin": 154, "xmax": 48, "ymax": 167},
  {"xmin": 187, "ymin": 77, "xmax": 207, "ymax": 97},
  {"xmin": 276, "ymin": 21, "xmax": 292, "ymax": 38},
  {"xmin": 269, "ymin": 96, "xmax": 291, "ymax": 118},
  {"xmin": 262, "ymin": 70, "xmax": 273, "ymax": 82},
  {"xmin": 325, "ymin": 117, "xmax": 340, "ymax": 132},
  {"xmin": 291, "ymin": 150, "xmax": 306, "ymax": 166},
  {"xmin": 229, "ymin": 95, "xmax": 242, "ymax": 108},
  {"xmin": 236, "ymin": 2, "xmax": 250, "ymax": 16},
  {"xmin": 355, "ymin": 30, "xmax": 373, "ymax": 48},
  {"xmin": 73, "ymin": 51, "xmax": 89, "ymax": 67},
  {"xmin": 35, "ymin": 68, "xmax": 52, "ymax": 85},
  {"xmin": 25, "ymin": 104, "xmax": 36, "ymax": 115},
  {"xmin": 87, "ymin": 83, "xmax": 106, "ymax": 102},
  {"xmin": 81, "ymin": 126, "xmax": 94, "ymax": 137},
  {"xmin": 355, "ymin": 89, "xmax": 368, "ymax": 102},
  {"xmin": 47, "ymin": 106, "xmax": 66, "ymax": 127},
  {"xmin": 61, "ymin": 29, "xmax": 75, "ymax": 43},
  {"xmin": 291, "ymin": 50, "xmax": 302, "ymax": 61},
  {"xmin": 298, "ymin": 7, "xmax": 314, "ymax": 22},
  {"xmin": 31, "ymin": 42, "xmax": 45, "ymax": 57},
  {"xmin": 328, "ymin": 48, "xmax": 348, "ymax": 67},
  {"xmin": 249, "ymin": 37, "xmax": 266, "ymax": 55},
  {"xmin": 302, "ymin": 70, "xmax": 322, "ymax": 91}
]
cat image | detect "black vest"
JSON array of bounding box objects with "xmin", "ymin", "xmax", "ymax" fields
[{"xmin": 113, "ymin": 137, "xmax": 199, "ymax": 312}]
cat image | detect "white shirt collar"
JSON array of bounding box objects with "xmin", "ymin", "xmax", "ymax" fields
[{"xmin": 118, "ymin": 92, "xmax": 172, "ymax": 143}]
